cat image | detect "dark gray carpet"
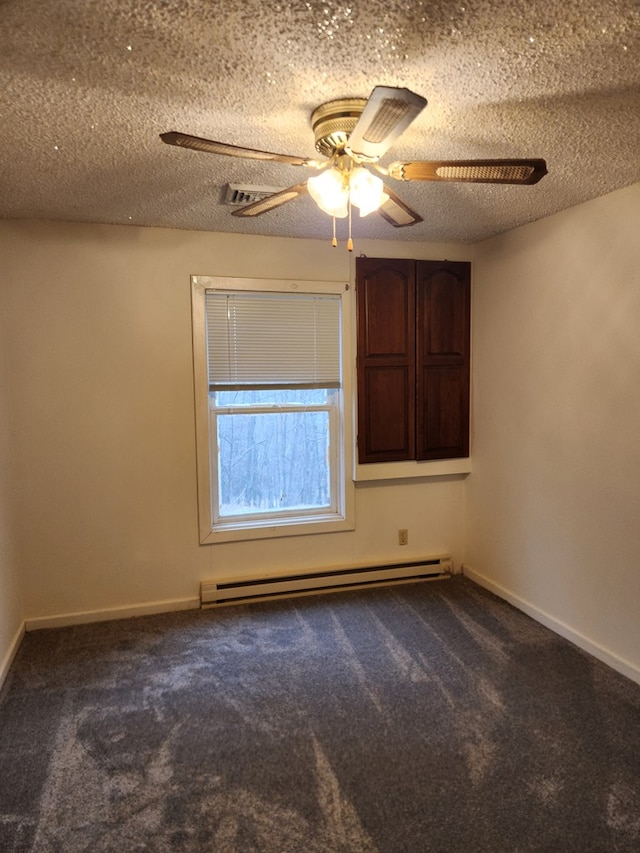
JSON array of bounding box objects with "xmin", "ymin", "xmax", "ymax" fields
[{"xmin": 1, "ymin": 576, "xmax": 640, "ymax": 852}]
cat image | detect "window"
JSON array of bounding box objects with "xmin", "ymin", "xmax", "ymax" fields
[
  {"xmin": 191, "ymin": 276, "xmax": 354, "ymax": 543},
  {"xmin": 356, "ymin": 258, "xmax": 471, "ymax": 464}
]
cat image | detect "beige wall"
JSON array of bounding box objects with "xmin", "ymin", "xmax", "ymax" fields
[
  {"xmin": 0, "ymin": 221, "xmax": 470, "ymax": 626},
  {"xmin": 466, "ymin": 182, "xmax": 640, "ymax": 680},
  {"xmin": 0, "ymin": 270, "xmax": 23, "ymax": 684},
  {"xmin": 4, "ymin": 183, "xmax": 639, "ymax": 683}
]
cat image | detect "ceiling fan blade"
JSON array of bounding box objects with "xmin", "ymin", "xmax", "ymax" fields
[
  {"xmin": 160, "ymin": 131, "xmax": 318, "ymax": 167},
  {"xmin": 387, "ymin": 158, "xmax": 548, "ymax": 185},
  {"xmin": 345, "ymin": 86, "xmax": 427, "ymax": 163},
  {"xmin": 231, "ymin": 182, "xmax": 309, "ymax": 217},
  {"xmin": 378, "ymin": 186, "xmax": 423, "ymax": 227}
]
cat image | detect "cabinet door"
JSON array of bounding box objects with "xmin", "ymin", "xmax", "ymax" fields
[
  {"xmin": 356, "ymin": 258, "xmax": 416, "ymax": 463},
  {"xmin": 416, "ymin": 260, "xmax": 470, "ymax": 460}
]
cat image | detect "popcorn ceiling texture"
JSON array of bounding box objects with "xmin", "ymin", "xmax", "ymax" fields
[{"xmin": 0, "ymin": 0, "xmax": 638, "ymax": 243}]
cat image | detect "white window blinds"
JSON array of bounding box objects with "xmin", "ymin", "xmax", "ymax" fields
[{"xmin": 206, "ymin": 290, "xmax": 342, "ymax": 390}]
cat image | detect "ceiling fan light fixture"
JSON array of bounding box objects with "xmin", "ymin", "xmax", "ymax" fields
[
  {"xmin": 308, "ymin": 165, "xmax": 388, "ymax": 220},
  {"xmin": 161, "ymin": 85, "xmax": 546, "ymax": 243},
  {"xmin": 307, "ymin": 168, "xmax": 349, "ymax": 218}
]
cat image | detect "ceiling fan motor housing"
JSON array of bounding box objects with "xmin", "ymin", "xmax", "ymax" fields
[{"xmin": 311, "ymin": 98, "xmax": 367, "ymax": 157}]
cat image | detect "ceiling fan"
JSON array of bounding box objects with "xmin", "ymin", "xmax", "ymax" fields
[{"xmin": 160, "ymin": 85, "xmax": 547, "ymax": 248}]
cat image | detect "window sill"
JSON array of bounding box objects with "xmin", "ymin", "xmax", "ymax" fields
[
  {"xmin": 354, "ymin": 457, "xmax": 472, "ymax": 482},
  {"xmin": 201, "ymin": 513, "xmax": 355, "ymax": 544}
]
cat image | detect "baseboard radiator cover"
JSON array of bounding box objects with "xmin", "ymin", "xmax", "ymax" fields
[{"xmin": 201, "ymin": 556, "xmax": 452, "ymax": 608}]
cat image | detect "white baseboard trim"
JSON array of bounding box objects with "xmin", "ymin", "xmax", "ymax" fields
[
  {"xmin": 25, "ymin": 596, "xmax": 201, "ymax": 632},
  {"xmin": 463, "ymin": 565, "xmax": 640, "ymax": 687},
  {"xmin": 0, "ymin": 621, "xmax": 26, "ymax": 692}
]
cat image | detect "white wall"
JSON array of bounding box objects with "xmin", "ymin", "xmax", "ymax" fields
[
  {"xmin": 0, "ymin": 267, "xmax": 23, "ymax": 685},
  {"xmin": 466, "ymin": 182, "xmax": 640, "ymax": 681},
  {"xmin": 0, "ymin": 220, "xmax": 471, "ymax": 625}
]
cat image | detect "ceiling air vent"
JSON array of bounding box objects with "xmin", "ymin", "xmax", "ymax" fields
[{"xmin": 224, "ymin": 184, "xmax": 284, "ymax": 206}]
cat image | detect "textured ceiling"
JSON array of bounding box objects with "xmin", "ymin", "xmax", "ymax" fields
[{"xmin": 1, "ymin": 0, "xmax": 639, "ymax": 244}]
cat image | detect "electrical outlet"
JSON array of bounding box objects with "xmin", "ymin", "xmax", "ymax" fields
[{"xmin": 398, "ymin": 528, "xmax": 408, "ymax": 546}]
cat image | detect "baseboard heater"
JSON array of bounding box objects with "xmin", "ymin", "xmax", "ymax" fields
[{"xmin": 200, "ymin": 556, "xmax": 452, "ymax": 608}]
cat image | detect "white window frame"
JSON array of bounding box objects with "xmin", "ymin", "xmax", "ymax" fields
[{"xmin": 191, "ymin": 275, "xmax": 355, "ymax": 544}]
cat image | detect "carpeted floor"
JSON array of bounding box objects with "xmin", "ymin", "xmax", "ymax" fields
[{"xmin": 1, "ymin": 576, "xmax": 640, "ymax": 852}]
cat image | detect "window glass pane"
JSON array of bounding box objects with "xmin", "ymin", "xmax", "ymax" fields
[
  {"xmin": 215, "ymin": 388, "xmax": 330, "ymax": 407},
  {"xmin": 217, "ymin": 410, "xmax": 331, "ymax": 517}
]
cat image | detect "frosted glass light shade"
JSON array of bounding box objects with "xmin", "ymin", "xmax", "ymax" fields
[
  {"xmin": 349, "ymin": 168, "xmax": 388, "ymax": 217},
  {"xmin": 307, "ymin": 169, "xmax": 349, "ymax": 218}
]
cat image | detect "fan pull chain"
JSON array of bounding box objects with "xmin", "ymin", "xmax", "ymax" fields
[
  {"xmin": 347, "ymin": 199, "xmax": 353, "ymax": 252},
  {"xmin": 332, "ymin": 216, "xmax": 337, "ymax": 248}
]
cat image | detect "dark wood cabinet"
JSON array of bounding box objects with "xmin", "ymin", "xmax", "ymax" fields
[{"xmin": 356, "ymin": 257, "xmax": 470, "ymax": 464}]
